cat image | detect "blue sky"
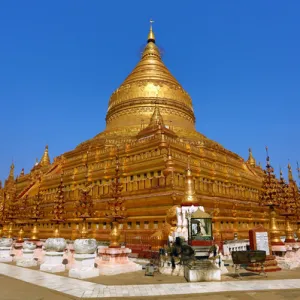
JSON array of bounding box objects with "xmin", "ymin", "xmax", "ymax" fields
[{"xmin": 0, "ymin": 1, "xmax": 299, "ymax": 183}]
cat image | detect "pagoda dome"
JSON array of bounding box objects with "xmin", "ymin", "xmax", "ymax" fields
[{"xmin": 105, "ymin": 23, "xmax": 196, "ymax": 136}]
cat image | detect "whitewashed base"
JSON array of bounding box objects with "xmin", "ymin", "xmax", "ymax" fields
[
  {"xmin": 22, "ymin": 250, "xmax": 35, "ymax": 259},
  {"xmin": 40, "ymin": 252, "xmax": 65, "ymax": 273},
  {"xmin": 69, "ymin": 253, "xmax": 99, "ymax": 279},
  {"xmin": 69, "ymin": 267, "xmax": 99, "ymax": 279},
  {"xmin": 16, "ymin": 258, "xmax": 38, "ymax": 267},
  {"xmin": 98, "ymin": 262, "xmax": 142, "ymax": 276},
  {"xmin": 16, "ymin": 250, "xmax": 37, "ymax": 267},
  {"xmin": 184, "ymin": 264, "xmax": 221, "ymax": 282},
  {"xmin": 277, "ymin": 258, "xmax": 299, "ymax": 270},
  {"xmin": 274, "ymin": 246, "xmax": 300, "ymax": 270},
  {"xmin": 96, "ymin": 247, "xmax": 142, "ymax": 276},
  {"xmin": 0, "ymin": 247, "xmax": 12, "ymax": 262},
  {"xmin": 159, "ymin": 265, "xmax": 184, "ymax": 276}
]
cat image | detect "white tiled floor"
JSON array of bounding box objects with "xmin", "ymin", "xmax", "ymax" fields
[{"xmin": 0, "ymin": 263, "xmax": 300, "ymax": 298}]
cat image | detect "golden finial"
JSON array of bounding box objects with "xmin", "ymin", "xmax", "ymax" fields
[
  {"xmin": 147, "ymin": 19, "xmax": 155, "ymax": 43},
  {"xmin": 279, "ymin": 167, "xmax": 283, "ymax": 179},
  {"xmin": 9, "ymin": 161, "xmax": 15, "ymax": 179},
  {"xmin": 287, "ymin": 161, "xmax": 294, "ymax": 182},
  {"xmin": 35, "ymin": 158, "xmax": 39, "ymax": 166},
  {"xmin": 20, "ymin": 168, "xmax": 24, "ymax": 177},
  {"xmin": 247, "ymin": 148, "xmax": 256, "ymax": 167},
  {"xmin": 40, "ymin": 145, "xmax": 51, "ymax": 167}
]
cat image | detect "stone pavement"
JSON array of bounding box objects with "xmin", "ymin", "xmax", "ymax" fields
[{"xmin": 0, "ymin": 263, "xmax": 300, "ymax": 299}]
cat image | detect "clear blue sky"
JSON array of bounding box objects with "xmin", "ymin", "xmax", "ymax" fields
[{"xmin": 0, "ymin": 1, "xmax": 299, "ymax": 183}]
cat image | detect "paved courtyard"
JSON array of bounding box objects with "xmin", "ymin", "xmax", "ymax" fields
[{"xmin": 0, "ymin": 263, "xmax": 300, "ymax": 299}]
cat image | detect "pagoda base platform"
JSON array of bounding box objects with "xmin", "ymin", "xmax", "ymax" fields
[
  {"xmin": 96, "ymin": 247, "xmax": 142, "ymax": 275},
  {"xmin": 40, "ymin": 252, "xmax": 65, "ymax": 273}
]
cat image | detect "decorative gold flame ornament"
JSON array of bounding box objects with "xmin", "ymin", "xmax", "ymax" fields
[
  {"xmin": 51, "ymin": 172, "xmax": 66, "ymax": 238},
  {"xmin": 74, "ymin": 152, "xmax": 94, "ymax": 238},
  {"xmin": 259, "ymin": 148, "xmax": 283, "ymax": 245},
  {"xmin": 105, "ymin": 152, "xmax": 126, "ymax": 248}
]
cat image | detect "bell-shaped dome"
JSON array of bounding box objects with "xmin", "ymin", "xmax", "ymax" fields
[{"xmin": 105, "ymin": 23, "xmax": 196, "ymax": 136}]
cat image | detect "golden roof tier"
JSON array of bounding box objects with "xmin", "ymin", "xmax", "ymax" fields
[{"xmin": 104, "ymin": 21, "xmax": 195, "ymax": 137}]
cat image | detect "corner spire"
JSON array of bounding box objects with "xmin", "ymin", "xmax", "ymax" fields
[
  {"xmin": 147, "ymin": 19, "xmax": 155, "ymax": 43},
  {"xmin": 247, "ymin": 148, "xmax": 256, "ymax": 167},
  {"xmin": 149, "ymin": 104, "xmax": 164, "ymax": 127},
  {"xmin": 40, "ymin": 145, "xmax": 51, "ymax": 167}
]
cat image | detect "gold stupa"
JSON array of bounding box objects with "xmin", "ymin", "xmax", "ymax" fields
[{"xmin": 0, "ymin": 22, "xmax": 289, "ymax": 242}]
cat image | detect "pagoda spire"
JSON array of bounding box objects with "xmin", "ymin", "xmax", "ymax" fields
[
  {"xmin": 247, "ymin": 148, "xmax": 256, "ymax": 167},
  {"xmin": 278, "ymin": 168, "xmax": 288, "ymax": 206},
  {"xmin": 259, "ymin": 147, "xmax": 280, "ymax": 207},
  {"xmin": 147, "ymin": 19, "xmax": 155, "ymax": 43},
  {"xmin": 40, "ymin": 145, "xmax": 51, "ymax": 167},
  {"xmin": 181, "ymin": 157, "xmax": 199, "ymax": 206}
]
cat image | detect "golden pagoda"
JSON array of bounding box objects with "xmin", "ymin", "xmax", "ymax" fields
[{"xmin": 0, "ymin": 22, "xmax": 288, "ymax": 243}]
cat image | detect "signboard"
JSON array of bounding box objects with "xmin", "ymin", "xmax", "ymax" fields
[
  {"xmin": 249, "ymin": 225, "xmax": 271, "ymax": 256},
  {"xmin": 255, "ymin": 232, "xmax": 270, "ymax": 255}
]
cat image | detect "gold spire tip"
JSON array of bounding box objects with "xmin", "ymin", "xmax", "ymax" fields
[{"xmin": 147, "ymin": 19, "xmax": 155, "ymax": 43}]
